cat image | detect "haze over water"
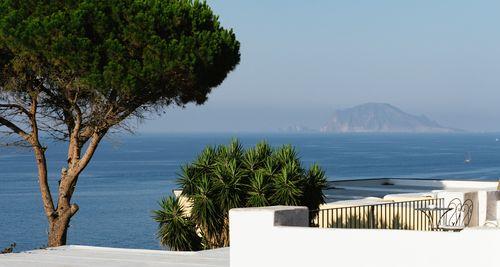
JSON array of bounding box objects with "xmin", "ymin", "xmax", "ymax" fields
[
  {"xmin": 1, "ymin": 133, "xmax": 500, "ymax": 251},
  {"xmin": 144, "ymin": 0, "xmax": 500, "ymax": 133}
]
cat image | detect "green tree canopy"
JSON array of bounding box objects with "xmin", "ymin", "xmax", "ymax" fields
[
  {"xmin": 0, "ymin": 0, "xmax": 240, "ymax": 127},
  {"xmin": 0, "ymin": 0, "xmax": 240, "ymax": 247},
  {"xmin": 154, "ymin": 140, "xmax": 328, "ymax": 251}
]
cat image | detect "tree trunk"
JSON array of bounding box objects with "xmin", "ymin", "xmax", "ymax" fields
[
  {"xmin": 2, "ymin": 95, "xmax": 107, "ymax": 248},
  {"xmin": 47, "ymin": 217, "xmax": 70, "ymax": 247},
  {"xmin": 47, "ymin": 200, "xmax": 78, "ymax": 247}
]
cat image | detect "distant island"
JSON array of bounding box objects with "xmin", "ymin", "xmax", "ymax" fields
[
  {"xmin": 320, "ymin": 103, "xmax": 462, "ymax": 133},
  {"xmin": 279, "ymin": 125, "xmax": 318, "ymax": 133}
]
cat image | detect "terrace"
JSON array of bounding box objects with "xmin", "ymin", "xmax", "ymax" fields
[
  {"xmin": 2, "ymin": 178, "xmax": 498, "ymax": 267},
  {"xmin": 230, "ymin": 206, "xmax": 499, "ymax": 267},
  {"xmin": 229, "ymin": 180, "xmax": 499, "ymax": 267},
  {"xmin": 316, "ymin": 178, "xmax": 500, "ymax": 231}
]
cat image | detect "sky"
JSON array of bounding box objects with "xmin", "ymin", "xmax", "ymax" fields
[{"xmin": 140, "ymin": 0, "xmax": 500, "ymax": 133}]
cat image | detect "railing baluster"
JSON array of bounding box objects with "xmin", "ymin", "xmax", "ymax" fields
[
  {"xmin": 412, "ymin": 201, "xmax": 416, "ymax": 230},
  {"xmin": 350, "ymin": 207, "xmax": 354, "ymax": 229},
  {"xmin": 343, "ymin": 207, "xmax": 346, "ymax": 228},
  {"xmin": 405, "ymin": 201, "xmax": 408, "ymax": 229},
  {"xmin": 425, "ymin": 200, "xmax": 429, "ymax": 231},
  {"xmin": 364, "ymin": 206, "xmax": 367, "ymax": 229},
  {"xmin": 328, "ymin": 209, "xmax": 331, "ymax": 228},
  {"xmin": 335, "ymin": 208, "xmax": 339, "ymax": 228},
  {"xmin": 384, "ymin": 202, "xmax": 387, "ymax": 229}
]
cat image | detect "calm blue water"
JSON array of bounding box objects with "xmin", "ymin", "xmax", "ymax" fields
[{"xmin": 1, "ymin": 133, "xmax": 500, "ymax": 251}]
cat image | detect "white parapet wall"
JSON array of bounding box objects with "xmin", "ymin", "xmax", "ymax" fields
[
  {"xmin": 230, "ymin": 206, "xmax": 500, "ymax": 267},
  {"xmin": 387, "ymin": 178, "xmax": 499, "ymax": 189}
]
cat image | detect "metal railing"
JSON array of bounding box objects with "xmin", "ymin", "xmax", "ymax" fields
[{"xmin": 310, "ymin": 198, "xmax": 445, "ymax": 231}]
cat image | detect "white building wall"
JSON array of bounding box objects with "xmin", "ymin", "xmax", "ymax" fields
[{"xmin": 230, "ymin": 206, "xmax": 500, "ymax": 267}]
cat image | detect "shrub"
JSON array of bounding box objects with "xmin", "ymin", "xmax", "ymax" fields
[{"xmin": 154, "ymin": 139, "xmax": 328, "ymax": 250}]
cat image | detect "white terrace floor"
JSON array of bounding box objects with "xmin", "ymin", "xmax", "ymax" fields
[{"xmin": 0, "ymin": 245, "xmax": 229, "ymax": 267}]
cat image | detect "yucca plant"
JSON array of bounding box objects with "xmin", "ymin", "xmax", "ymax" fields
[
  {"xmin": 153, "ymin": 197, "xmax": 201, "ymax": 251},
  {"xmin": 247, "ymin": 171, "xmax": 272, "ymax": 207},
  {"xmin": 271, "ymin": 162, "xmax": 303, "ymax": 205},
  {"xmin": 302, "ymin": 164, "xmax": 328, "ymax": 210},
  {"xmin": 154, "ymin": 139, "xmax": 328, "ymax": 250}
]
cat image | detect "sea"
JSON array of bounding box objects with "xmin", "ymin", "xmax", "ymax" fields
[{"xmin": 1, "ymin": 133, "xmax": 500, "ymax": 252}]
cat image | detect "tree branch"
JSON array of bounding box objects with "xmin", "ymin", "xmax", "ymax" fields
[
  {"xmin": 76, "ymin": 131, "xmax": 106, "ymax": 175},
  {"xmin": 67, "ymin": 104, "xmax": 82, "ymax": 168},
  {"xmin": 0, "ymin": 116, "xmax": 31, "ymax": 141},
  {"xmin": 28, "ymin": 95, "xmax": 56, "ymax": 217},
  {"xmin": 0, "ymin": 104, "xmax": 31, "ymax": 117},
  {"xmin": 61, "ymin": 130, "xmax": 106, "ymax": 201}
]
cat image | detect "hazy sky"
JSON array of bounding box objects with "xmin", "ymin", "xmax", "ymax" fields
[{"xmin": 141, "ymin": 0, "xmax": 500, "ymax": 133}]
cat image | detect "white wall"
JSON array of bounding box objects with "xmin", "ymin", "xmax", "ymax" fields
[
  {"xmin": 388, "ymin": 179, "xmax": 498, "ymax": 189},
  {"xmin": 486, "ymin": 191, "xmax": 500, "ymax": 225},
  {"xmin": 230, "ymin": 206, "xmax": 500, "ymax": 267}
]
